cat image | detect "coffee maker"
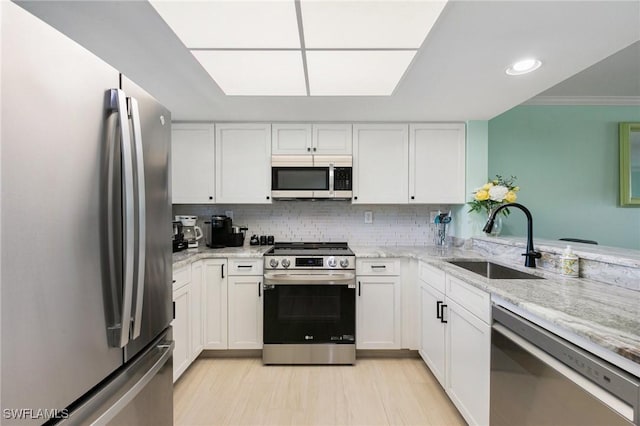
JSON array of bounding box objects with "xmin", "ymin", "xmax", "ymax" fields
[
  {"xmin": 172, "ymin": 221, "xmax": 187, "ymax": 253},
  {"xmin": 175, "ymin": 215, "xmax": 203, "ymax": 249},
  {"xmin": 205, "ymin": 215, "xmax": 232, "ymax": 248}
]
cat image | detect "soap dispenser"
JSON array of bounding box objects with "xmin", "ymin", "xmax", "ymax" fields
[{"xmin": 561, "ymin": 245, "xmax": 579, "ymax": 277}]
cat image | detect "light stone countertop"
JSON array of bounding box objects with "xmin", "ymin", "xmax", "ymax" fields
[
  {"xmin": 352, "ymin": 245, "xmax": 640, "ymax": 376},
  {"xmin": 172, "ymin": 244, "xmax": 640, "ymax": 375},
  {"xmin": 172, "ymin": 245, "xmax": 272, "ymax": 270}
]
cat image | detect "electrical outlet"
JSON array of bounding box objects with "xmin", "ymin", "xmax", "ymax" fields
[
  {"xmin": 225, "ymin": 210, "xmax": 233, "ymax": 220},
  {"xmin": 430, "ymin": 211, "xmax": 439, "ymax": 223},
  {"xmin": 364, "ymin": 211, "xmax": 373, "ymax": 224}
]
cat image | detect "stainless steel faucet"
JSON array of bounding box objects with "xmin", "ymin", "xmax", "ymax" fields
[{"xmin": 483, "ymin": 202, "xmax": 542, "ymax": 268}]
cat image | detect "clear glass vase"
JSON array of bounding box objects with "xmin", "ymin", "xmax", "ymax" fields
[{"xmin": 486, "ymin": 210, "xmax": 503, "ymax": 237}]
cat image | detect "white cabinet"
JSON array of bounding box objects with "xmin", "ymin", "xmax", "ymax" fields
[
  {"xmin": 409, "ymin": 123, "xmax": 466, "ymax": 204},
  {"xmin": 227, "ymin": 258, "xmax": 263, "ymax": 349},
  {"xmin": 227, "ymin": 276, "xmax": 263, "ymax": 349},
  {"xmin": 312, "ymin": 124, "xmax": 352, "ymax": 154},
  {"xmin": 215, "ymin": 123, "xmax": 271, "ymax": 204},
  {"xmin": 172, "ymin": 268, "xmax": 191, "ymax": 383},
  {"xmin": 353, "ymin": 124, "xmax": 408, "ymax": 204},
  {"xmin": 171, "ymin": 123, "xmax": 215, "ymax": 204},
  {"xmin": 418, "ymin": 262, "xmax": 490, "ymax": 426},
  {"xmin": 190, "ymin": 260, "xmax": 204, "ymax": 359},
  {"xmin": 203, "ymin": 259, "xmax": 228, "ymax": 349},
  {"xmin": 446, "ymin": 298, "xmax": 490, "ymax": 426},
  {"xmin": 272, "ymin": 123, "xmax": 312, "ymax": 154},
  {"xmin": 419, "ymin": 279, "xmax": 446, "ymax": 386},
  {"xmin": 272, "ymin": 123, "xmax": 352, "ymax": 155},
  {"xmin": 356, "ymin": 259, "xmax": 401, "ymax": 349}
]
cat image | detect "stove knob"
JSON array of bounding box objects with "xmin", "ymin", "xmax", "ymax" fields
[
  {"xmin": 340, "ymin": 258, "xmax": 350, "ymax": 268},
  {"xmin": 327, "ymin": 256, "xmax": 337, "ymax": 267},
  {"xmin": 281, "ymin": 259, "xmax": 291, "ymax": 269},
  {"xmin": 269, "ymin": 258, "xmax": 279, "ymax": 268}
]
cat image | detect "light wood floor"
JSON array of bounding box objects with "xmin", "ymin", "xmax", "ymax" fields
[{"xmin": 174, "ymin": 357, "xmax": 466, "ymax": 426}]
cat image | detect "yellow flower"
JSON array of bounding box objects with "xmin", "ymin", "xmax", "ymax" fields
[
  {"xmin": 475, "ymin": 189, "xmax": 490, "ymax": 201},
  {"xmin": 505, "ymin": 190, "xmax": 517, "ymax": 203},
  {"xmin": 482, "ymin": 182, "xmax": 494, "ymax": 190},
  {"xmin": 512, "ymin": 186, "xmax": 520, "ymax": 192}
]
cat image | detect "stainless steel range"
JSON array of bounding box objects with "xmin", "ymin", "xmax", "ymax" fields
[{"xmin": 263, "ymin": 242, "xmax": 356, "ymax": 365}]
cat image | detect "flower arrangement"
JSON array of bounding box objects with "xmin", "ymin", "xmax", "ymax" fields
[{"xmin": 468, "ymin": 175, "xmax": 519, "ymax": 216}]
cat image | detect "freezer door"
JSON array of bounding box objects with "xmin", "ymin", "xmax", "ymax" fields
[
  {"xmin": 1, "ymin": 3, "xmax": 123, "ymax": 424},
  {"xmin": 120, "ymin": 76, "xmax": 173, "ymax": 361}
]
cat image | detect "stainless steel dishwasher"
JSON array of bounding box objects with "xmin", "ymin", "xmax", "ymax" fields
[{"xmin": 491, "ymin": 305, "xmax": 640, "ymax": 426}]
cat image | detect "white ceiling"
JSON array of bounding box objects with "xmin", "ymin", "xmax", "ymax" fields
[{"xmin": 14, "ymin": 1, "xmax": 640, "ymax": 121}]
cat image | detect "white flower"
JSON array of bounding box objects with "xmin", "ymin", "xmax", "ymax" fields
[{"xmin": 488, "ymin": 185, "xmax": 508, "ymax": 202}]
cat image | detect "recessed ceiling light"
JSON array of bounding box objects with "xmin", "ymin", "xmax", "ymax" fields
[{"xmin": 506, "ymin": 58, "xmax": 542, "ymax": 76}]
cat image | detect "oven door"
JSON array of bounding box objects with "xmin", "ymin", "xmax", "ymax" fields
[{"xmin": 263, "ymin": 271, "xmax": 356, "ymax": 344}]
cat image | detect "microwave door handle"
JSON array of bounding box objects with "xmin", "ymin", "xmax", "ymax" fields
[
  {"xmin": 329, "ymin": 163, "xmax": 334, "ymax": 194},
  {"xmin": 129, "ymin": 97, "xmax": 146, "ymax": 340},
  {"xmin": 106, "ymin": 89, "xmax": 135, "ymax": 348}
]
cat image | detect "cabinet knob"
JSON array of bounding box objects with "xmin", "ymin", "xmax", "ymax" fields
[
  {"xmin": 354, "ymin": 196, "xmax": 358, "ymax": 200},
  {"xmin": 313, "ymin": 147, "xmax": 317, "ymax": 152},
  {"xmin": 307, "ymin": 147, "xmax": 311, "ymax": 152},
  {"xmin": 209, "ymin": 196, "xmax": 213, "ymax": 200},
  {"xmin": 411, "ymin": 196, "xmax": 415, "ymax": 200},
  {"xmin": 266, "ymin": 195, "xmax": 270, "ymax": 200}
]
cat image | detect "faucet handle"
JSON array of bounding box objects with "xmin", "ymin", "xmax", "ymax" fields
[{"xmin": 522, "ymin": 250, "xmax": 542, "ymax": 259}]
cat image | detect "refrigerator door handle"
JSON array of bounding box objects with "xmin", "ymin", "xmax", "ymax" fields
[
  {"xmin": 106, "ymin": 88, "xmax": 135, "ymax": 348},
  {"xmin": 89, "ymin": 340, "xmax": 173, "ymax": 425},
  {"xmin": 128, "ymin": 97, "xmax": 146, "ymax": 340}
]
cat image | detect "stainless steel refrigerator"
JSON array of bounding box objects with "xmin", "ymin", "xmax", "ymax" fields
[{"xmin": 1, "ymin": 2, "xmax": 173, "ymax": 424}]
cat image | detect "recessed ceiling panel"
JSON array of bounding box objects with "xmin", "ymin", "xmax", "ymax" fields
[
  {"xmin": 307, "ymin": 50, "xmax": 417, "ymax": 96},
  {"xmin": 192, "ymin": 51, "xmax": 306, "ymax": 96},
  {"xmin": 150, "ymin": 1, "xmax": 300, "ymax": 48},
  {"xmin": 301, "ymin": 0, "xmax": 447, "ymax": 48}
]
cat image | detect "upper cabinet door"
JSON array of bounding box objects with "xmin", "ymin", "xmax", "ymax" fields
[
  {"xmin": 272, "ymin": 123, "xmax": 312, "ymax": 154},
  {"xmin": 216, "ymin": 123, "xmax": 272, "ymax": 204},
  {"xmin": 409, "ymin": 123, "xmax": 466, "ymax": 204},
  {"xmin": 171, "ymin": 123, "xmax": 215, "ymax": 204},
  {"xmin": 353, "ymin": 124, "xmax": 409, "ymax": 204},
  {"xmin": 312, "ymin": 124, "xmax": 352, "ymax": 155}
]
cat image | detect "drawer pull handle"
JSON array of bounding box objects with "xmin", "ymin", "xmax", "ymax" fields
[
  {"xmin": 371, "ymin": 265, "xmax": 386, "ymax": 269},
  {"xmin": 436, "ymin": 301, "xmax": 443, "ymax": 319},
  {"xmin": 440, "ymin": 304, "xmax": 448, "ymax": 324},
  {"xmin": 237, "ymin": 265, "xmax": 253, "ymax": 269},
  {"xmin": 221, "ymin": 264, "xmax": 225, "ymax": 278}
]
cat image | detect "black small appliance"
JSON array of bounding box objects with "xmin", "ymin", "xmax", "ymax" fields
[
  {"xmin": 172, "ymin": 221, "xmax": 187, "ymax": 253},
  {"xmin": 205, "ymin": 215, "xmax": 232, "ymax": 248}
]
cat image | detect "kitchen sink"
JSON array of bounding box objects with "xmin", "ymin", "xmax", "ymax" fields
[{"xmin": 447, "ymin": 260, "xmax": 544, "ymax": 280}]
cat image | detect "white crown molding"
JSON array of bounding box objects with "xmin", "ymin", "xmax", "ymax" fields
[{"xmin": 523, "ymin": 96, "xmax": 640, "ymax": 106}]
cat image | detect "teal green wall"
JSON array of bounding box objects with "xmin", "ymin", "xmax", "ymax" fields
[
  {"xmin": 488, "ymin": 105, "xmax": 640, "ymax": 249},
  {"xmin": 453, "ymin": 121, "xmax": 488, "ymax": 239}
]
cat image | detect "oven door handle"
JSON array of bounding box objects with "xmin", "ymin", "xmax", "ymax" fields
[{"xmin": 264, "ymin": 272, "xmax": 356, "ymax": 285}]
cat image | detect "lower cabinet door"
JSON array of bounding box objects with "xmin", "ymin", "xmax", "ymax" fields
[
  {"xmin": 227, "ymin": 276, "xmax": 263, "ymax": 349},
  {"xmin": 446, "ymin": 298, "xmax": 490, "ymax": 426},
  {"xmin": 356, "ymin": 276, "xmax": 401, "ymax": 349},
  {"xmin": 190, "ymin": 260, "xmax": 204, "ymax": 360},
  {"xmin": 419, "ymin": 281, "xmax": 446, "ymax": 386},
  {"xmin": 172, "ymin": 284, "xmax": 190, "ymax": 383},
  {"xmin": 203, "ymin": 259, "xmax": 228, "ymax": 349}
]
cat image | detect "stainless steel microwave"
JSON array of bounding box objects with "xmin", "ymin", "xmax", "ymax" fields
[{"xmin": 271, "ymin": 155, "xmax": 353, "ymax": 200}]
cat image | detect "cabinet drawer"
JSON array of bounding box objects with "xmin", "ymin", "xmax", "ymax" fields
[
  {"xmin": 228, "ymin": 258, "xmax": 263, "ymax": 276},
  {"xmin": 419, "ymin": 262, "xmax": 445, "ymax": 293},
  {"xmin": 173, "ymin": 266, "xmax": 191, "ymax": 291},
  {"xmin": 356, "ymin": 258, "xmax": 401, "ymax": 276},
  {"xmin": 446, "ymin": 276, "xmax": 490, "ymax": 324}
]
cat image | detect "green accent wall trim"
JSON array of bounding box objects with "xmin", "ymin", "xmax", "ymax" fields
[{"xmin": 488, "ymin": 105, "xmax": 640, "ymax": 250}]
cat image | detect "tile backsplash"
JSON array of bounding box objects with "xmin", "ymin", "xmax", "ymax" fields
[{"xmin": 173, "ymin": 202, "xmax": 451, "ymax": 246}]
